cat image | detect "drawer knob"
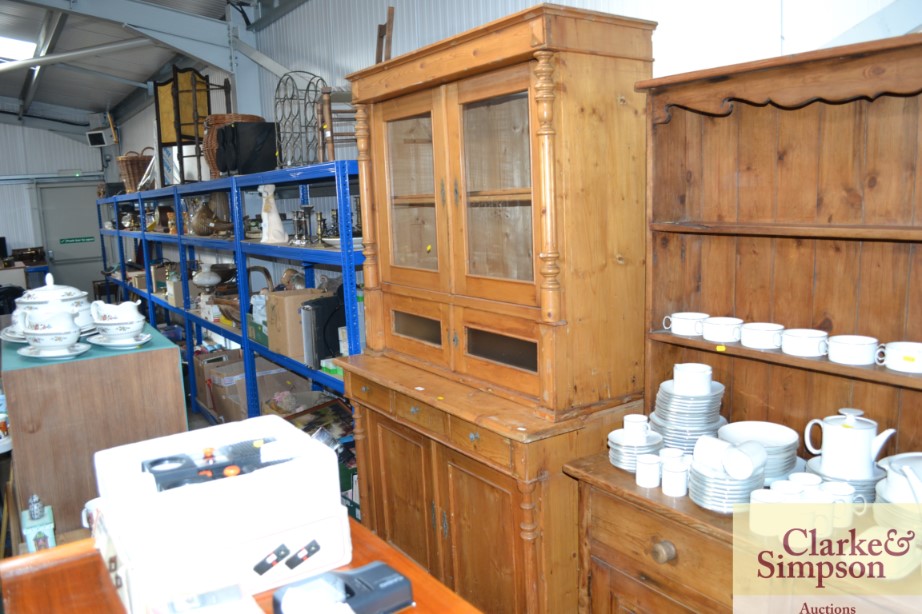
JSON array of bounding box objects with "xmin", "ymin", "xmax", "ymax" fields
[
  {"xmin": 360, "ymin": 385, "xmax": 370, "ymax": 393},
  {"xmin": 651, "ymin": 540, "xmax": 677, "ymax": 564},
  {"xmin": 410, "ymin": 405, "xmax": 420, "ymax": 415},
  {"xmin": 469, "ymin": 432, "xmax": 480, "ymax": 443}
]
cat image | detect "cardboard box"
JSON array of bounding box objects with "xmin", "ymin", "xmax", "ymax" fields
[
  {"xmin": 266, "ymin": 288, "xmax": 332, "ymax": 361},
  {"xmin": 192, "ymin": 349, "xmax": 242, "ymax": 410},
  {"xmin": 164, "ymin": 279, "xmax": 200, "ymax": 308},
  {"xmin": 210, "ymin": 358, "xmax": 313, "ymax": 423},
  {"xmin": 247, "ymin": 313, "xmax": 268, "ymax": 346}
]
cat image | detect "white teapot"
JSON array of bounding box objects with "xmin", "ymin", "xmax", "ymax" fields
[
  {"xmin": 91, "ymin": 299, "xmax": 143, "ymax": 323},
  {"xmin": 805, "ymin": 408, "xmax": 895, "ymax": 480}
]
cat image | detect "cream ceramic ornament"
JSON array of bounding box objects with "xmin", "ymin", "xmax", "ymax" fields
[{"xmin": 259, "ymin": 184, "xmax": 288, "ymax": 244}]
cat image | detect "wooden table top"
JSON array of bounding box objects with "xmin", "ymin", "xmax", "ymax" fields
[{"xmin": 1, "ymin": 518, "xmax": 481, "ymax": 613}]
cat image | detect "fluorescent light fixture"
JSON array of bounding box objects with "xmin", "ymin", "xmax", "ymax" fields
[{"xmin": 0, "ymin": 36, "xmax": 37, "ymax": 61}]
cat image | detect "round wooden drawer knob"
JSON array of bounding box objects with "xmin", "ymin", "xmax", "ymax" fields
[{"xmin": 651, "ymin": 540, "xmax": 677, "ymax": 564}]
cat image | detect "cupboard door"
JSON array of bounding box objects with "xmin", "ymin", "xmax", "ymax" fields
[
  {"xmin": 365, "ymin": 411, "xmax": 441, "ymax": 575},
  {"xmin": 382, "ymin": 292, "xmax": 452, "ymax": 370},
  {"xmin": 436, "ymin": 444, "xmax": 525, "ymax": 614},
  {"xmin": 454, "ymin": 305, "xmax": 541, "ymax": 399},
  {"xmin": 374, "ymin": 89, "xmax": 451, "ymax": 292},
  {"xmin": 589, "ymin": 555, "xmax": 694, "ymax": 614},
  {"xmin": 448, "ymin": 64, "xmax": 539, "ymax": 306}
]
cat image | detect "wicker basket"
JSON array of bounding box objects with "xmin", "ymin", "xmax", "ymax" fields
[
  {"xmin": 203, "ymin": 113, "xmax": 265, "ymax": 179},
  {"xmin": 117, "ymin": 148, "xmax": 154, "ymax": 193}
]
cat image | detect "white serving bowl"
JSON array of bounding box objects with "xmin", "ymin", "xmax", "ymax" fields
[
  {"xmin": 24, "ymin": 328, "xmax": 81, "ymax": 352},
  {"xmin": 94, "ymin": 318, "xmax": 145, "ymax": 341}
]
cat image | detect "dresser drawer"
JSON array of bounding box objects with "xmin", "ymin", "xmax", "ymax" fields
[
  {"xmin": 347, "ymin": 374, "xmax": 391, "ymax": 410},
  {"xmin": 588, "ymin": 489, "xmax": 731, "ymax": 610},
  {"xmin": 448, "ymin": 416, "xmax": 512, "ymax": 469},
  {"xmin": 394, "ymin": 394, "xmax": 447, "ymax": 436}
]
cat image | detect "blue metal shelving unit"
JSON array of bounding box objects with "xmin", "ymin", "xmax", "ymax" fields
[{"xmin": 96, "ymin": 160, "xmax": 362, "ymax": 422}]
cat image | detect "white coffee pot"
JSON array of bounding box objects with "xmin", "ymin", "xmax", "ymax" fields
[{"xmin": 805, "ymin": 408, "xmax": 895, "ymax": 480}]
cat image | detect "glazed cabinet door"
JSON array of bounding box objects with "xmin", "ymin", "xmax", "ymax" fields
[
  {"xmin": 446, "ymin": 63, "xmax": 539, "ymax": 307},
  {"xmin": 435, "ymin": 443, "xmax": 525, "ymax": 614},
  {"xmin": 364, "ymin": 410, "xmax": 441, "ymax": 576},
  {"xmin": 373, "ymin": 89, "xmax": 451, "ymax": 293}
]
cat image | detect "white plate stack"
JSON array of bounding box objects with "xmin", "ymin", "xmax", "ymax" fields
[
  {"xmin": 649, "ymin": 380, "xmax": 726, "ymax": 453},
  {"xmin": 607, "ymin": 429, "xmax": 663, "ymax": 473},
  {"xmin": 717, "ymin": 421, "xmax": 799, "ymax": 485},
  {"xmin": 688, "ymin": 461, "xmax": 765, "ymax": 514}
]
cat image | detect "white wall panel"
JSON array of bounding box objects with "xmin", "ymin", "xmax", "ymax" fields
[
  {"xmin": 0, "ymin": 123, "xmax": 100, "ymax": 178},
  {"xmin": 0, "ymin": 183, "xmax": 39, "ymax": 252}
]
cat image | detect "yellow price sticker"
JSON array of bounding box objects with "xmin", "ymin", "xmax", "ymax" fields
[{"xmin": 716, "ymin": 345, "xmax": 727, "ymax": 352}]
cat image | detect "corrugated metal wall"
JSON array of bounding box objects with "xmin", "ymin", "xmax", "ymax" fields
[{"xmin": 0, "ymin": 123, "xmax": 102, "ymax": 252}]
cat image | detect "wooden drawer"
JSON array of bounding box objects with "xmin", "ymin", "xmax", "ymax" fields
[
  {"xmin": 394, "ymin": 394, "xmax": 447, "ymax": 437},
  {"xmin": 448, "ymin": 416, "xmax": 513, "ymax": 469},
  {"xmin": 588, "ymin": 489, "xmax": 731, "ymax": 611},
  {"xmin": 348, "ymin": 374, "xmax": 391, "ymax": 410}
]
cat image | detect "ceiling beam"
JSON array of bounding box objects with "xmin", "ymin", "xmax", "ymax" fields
[
  {"xmin": 18, "ymin": 10, "xmax": 67, "ymax": 117},
  {"xmin": 0, "ymin": 38, "xmax": 151, "ymax": 74},
  {"xmin": 19, "ymin": 0, "xmax": 233, "ymax": 71},
  {"xmin": 250, "ymin": 0, "xmax": 311, "ymax": 32},
  {"xmin": 56, "ymin": 63, "xmax": 152, "ymax": 93}
]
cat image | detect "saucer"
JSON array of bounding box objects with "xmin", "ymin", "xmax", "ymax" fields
[
  {"xmin": 608, "ymin": 429, "xmax": 663, "ymax": 449},
  {"xmin": 805, "ymin": 456, "xmax": 885, "ymax": 483},
  {"xmin": 86, "ymin": 332, "xmax": 152, "ymax": 349},
  {"xmin": 0, "ymin": 327, "xmax": 26, "ymax": 343},
  {"xmin": 17, "ymin": 342, "xmax": 91, "ymax": 360}
]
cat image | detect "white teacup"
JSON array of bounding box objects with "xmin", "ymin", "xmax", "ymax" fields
[
  {"xmin": 722, "ymin": 441, "xmax": 767, "ymax": 480},
  {"xmin": 770, "ymin": 479, "xmax": 805, "ymax": 501},
  {"xmin": 781, "ymin": 329, "xmax": 829, "ymax": 357},
  {"xmin": 81, "ymin": 497, "xmax": 103, "ymax": 532},
  {"xmin": 787, "ymin": 472, "xmax": 823, "ymax": 488},
  {"xmin": 693, "ymin": 435, "xmax": 732, "ymax": 470},
  {"xmin": 661, "ymin": 461, "xmax": 688, "ymax": 497},
  {"xmin": 740, "ymin": 322, "xmax": 784, "ymax": 350},
  {"xmin": 673, "ymin": 363, "xmax": 712, "ymax": 396},
  {"xmin": 876, "ymin": 341, "xmax": 922, "ymax": 374},
  {"xmin": 827, "ymin": 335, "xmax": 878, "ymax": 366},
  {"xmin": 622, "ymin": 414, "xmax": 650, "ymax": 444},
  {"xmin": 819, "ymin": 481, "xmax": 867, "ymax": 528},
  {"xmin": 702, "ymin": 316, "xmax": 743, "ymax": 343},
  {"xmin": 749, "ymin": 488, "xmax": 784, "ymax": 536},
  {"xmin": 662, "ymin": 312, "xmax": 709, "ymax": 337}
]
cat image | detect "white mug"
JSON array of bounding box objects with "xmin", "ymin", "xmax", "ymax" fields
[
  {"xmin": 635, "ymin": 454, "xmax": 662, "ymax": 488},
  {"xmin": 623, "ymin": 414, "xmax": 650, "ymax": 444},
  {"xmin": 827, "ymin": 335, "xmax": 878, "ymax": 366},
  {"xmin": 672, "ymin": 363, "xmax": 712, "ymax": 396},
  {"xmin": 876, "ymin": 341, "xmax": 922, "ymax": 374},
  {"xmin": 740, "ymin": 322, "xmax": 784, "ymax": 350},
  {"xmin": 781, "ymin": 329, "xmax": 829, "ymax": 357},
  {"xmin": 702, "ymin": 317, "xmax": 743, "ymax": 343},
  {"xmin": 662, "ymin": 312, "xmax": 709, "ymax": 337},
  {"xmin": 661, "ymin": 461, "xmax": 688, "ymax": 497}
]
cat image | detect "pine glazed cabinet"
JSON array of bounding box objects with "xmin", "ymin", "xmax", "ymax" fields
[
  {"xmin": 347, "ymin": 4, "xmax": 655, "ymax": 421},
  {"xmin": 636, "ymin": 33, "xmax": 922, "ymax": 457},
  {"xmin": 339, "ymin": 5, "xmax": 655, "ymax": 612}
]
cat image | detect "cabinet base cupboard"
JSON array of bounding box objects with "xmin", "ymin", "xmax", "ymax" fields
[{"xmin": 339, "ymin": 354, "xmax": 636, "ymax": 614}]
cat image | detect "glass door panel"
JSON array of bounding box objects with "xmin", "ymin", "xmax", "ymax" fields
[
  {"xmin": 462, "ymin": 92, "xmax": 533, "ymax": 282},
  {"xmin": 387, "ymin": 115, "xmax": 438, "ymax": 271}
]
